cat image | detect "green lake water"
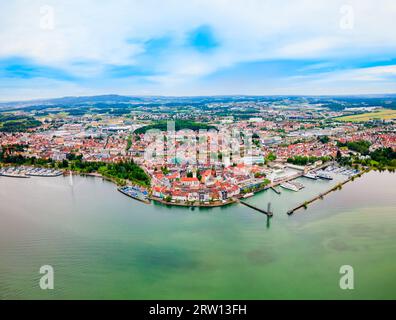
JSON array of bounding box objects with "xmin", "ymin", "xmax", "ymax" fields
[{"xmin": 0, "ymin": 171, "xmax": 395, "ymax": 299}]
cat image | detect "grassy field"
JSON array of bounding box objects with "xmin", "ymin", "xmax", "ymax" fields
[
  {"xmin": 0, "ymin": 114, "xmax": 42, "ymax": 132},
  {"xmin": 335, "ymin": 108, "xmax": 396, "ymax": 122}
]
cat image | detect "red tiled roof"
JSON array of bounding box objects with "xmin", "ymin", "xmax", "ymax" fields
[{"xmin": 180, "ymin": 177, "xmax": 199, "ymax": 182}]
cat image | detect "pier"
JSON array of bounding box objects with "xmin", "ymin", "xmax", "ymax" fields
[
  {"xmin": 287, "ymin": 172, "xmax": 362, "ymax": 215},
  {"xmin": 270, "ymin": 187, "xmax": 281, "ymax": 194},
  {"xmin": 240, "ymin": 201, "xmax": 273, "ymax": 217}
]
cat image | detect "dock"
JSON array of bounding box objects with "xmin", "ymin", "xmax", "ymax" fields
[{"xmin": 240, "ymin": 200, "xmax": 273, "ymax": 217}]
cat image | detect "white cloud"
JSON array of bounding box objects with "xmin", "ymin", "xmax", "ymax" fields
[
  {"xmin": 1, "ymin": 0, "xmax": 396, "ymax": 97},
  {"xmin": 276, "ymin": 37, "xmax": 345, "ymax": 58}
]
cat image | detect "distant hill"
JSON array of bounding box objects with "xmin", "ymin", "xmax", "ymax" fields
[
  {"xmin": 1, "ymin": 93, "xmax": 396, "ymax": 111},
  {"xmin": 0, "ymin": 94, "xmax": 145, "ymax": 110},
  {"xmin": 39, "ymin": 94, "xmax": 145, "ymax": 104}
]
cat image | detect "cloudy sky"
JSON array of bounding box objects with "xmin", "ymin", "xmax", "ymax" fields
[{"xmin": 1, "ymin": 0, "xmax": 396, "ymax": 101}]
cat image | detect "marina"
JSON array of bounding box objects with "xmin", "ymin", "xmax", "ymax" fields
[
  {"xmin": 118, "ymin": 185, "xmax": 150, "ymax": 204},
  {"xmin": 0, "ymin": 166, "xmax": 62, "ymax": 178},
  {"xmin": 26, "ymin": 168, "xmax": 63, "ymax": 177},
  {"xmin": 0, "ymin": 167, "xmax": 30, "ymax": 178}
]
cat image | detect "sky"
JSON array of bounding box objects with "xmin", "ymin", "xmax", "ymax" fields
[{"xmin": 0, "ymin": 0, "xmax": 396, "ymax": 101}]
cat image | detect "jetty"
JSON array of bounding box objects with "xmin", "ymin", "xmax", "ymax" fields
[
  {"xmin": 270, "ymin": 187, "xmax": 281, "ymax": 194},
  {"xmin": 240, "ymin": 201, "xmax": 273, "ymax": 217},
  {"xmin": 287, "ymin": 172, "xmax": 362, "ymax": 215}
]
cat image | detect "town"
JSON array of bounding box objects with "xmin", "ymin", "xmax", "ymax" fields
[{"xmin": 1, "ymin": 96, "xmax": 395, "ymax": 207}]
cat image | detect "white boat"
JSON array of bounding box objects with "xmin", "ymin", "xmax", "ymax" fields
[
  {"xmin": 292, "ymin": 181, "xmax": 305, "ymax": 190},
  {"xmin": 280, "ymin": 182, "xmax": 300, "ymax": 192},
  {"xmin": 303, "ymin": 172, "xmax": 318, "ymax": 180},
  {"xmin": 24, "ymin": 168, "xmax": 63, "ymax": 177},
  {"xmin": 316, "ymin": 171, "xmax": 333, "ymax": 180},
  {"xmin": 243, "ymin": 192, "xmax": 255, "ymax": 198},
  {"xmin": 0, "ymin": 167, "xmax": 30, "ymax": 178}
]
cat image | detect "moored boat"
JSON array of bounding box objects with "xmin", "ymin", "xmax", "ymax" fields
[
  {"xmin": 316, "ymin": 171, "xmax": 333, "ymax": 180},
  {"xmin": 0, "ymin": 167, "xmax": 30, "ymax": 178},
  {"xmin": 303, "ymin": 172, "xmax": 318, "ymax": 180},
  {"xmin": 242, "ymin": 192, "xmax": 254, "ymax": 198},
  {"xmin": 280, "ymin": 182, "xmax": 300, "ymax": 192}
]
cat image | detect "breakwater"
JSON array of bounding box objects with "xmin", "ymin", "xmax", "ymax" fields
[{"xmin": 287, "ymin": 172, "xmax": 365, "ymax": 215}]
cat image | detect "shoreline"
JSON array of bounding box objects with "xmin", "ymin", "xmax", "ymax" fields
[
  {"xmin": 0, "ymin": 163, "xmax": 379, "ymax": 212},
  {"xmin": 150, "ymin": 196, "xmax": 237, "ymax": 208}
]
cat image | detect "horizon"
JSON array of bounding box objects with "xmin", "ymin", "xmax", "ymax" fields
[{"xmin": 2, "ymin": 92, "xmax": 396, "ymax": 105}]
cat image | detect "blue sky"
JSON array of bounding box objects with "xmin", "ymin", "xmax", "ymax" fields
[{"xmin": 0, "ymin": 0, "xmax": 396, "ymax": 101}]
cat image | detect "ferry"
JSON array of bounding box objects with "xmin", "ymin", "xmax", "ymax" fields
[
  {"xmin": 303, "ymin": 172, "xmax": 318, "ymax": 180},
  {"xmin": 280, "ymin": 182, "xmax": 300, "ymax": 192}
]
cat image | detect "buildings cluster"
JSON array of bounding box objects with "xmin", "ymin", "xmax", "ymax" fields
[{"xmin": 1, "ymin": 107, "xmax": 395, "ymax": 205}]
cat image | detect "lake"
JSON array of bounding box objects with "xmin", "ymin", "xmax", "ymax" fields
[{"xmin": 0, "ymin": 171, "xmax": 395, "ymax": 299}]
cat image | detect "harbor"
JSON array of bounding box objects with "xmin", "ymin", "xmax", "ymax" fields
[
  {"xmin": 242, "ymin": 164, "xmax": 363, "ymax": 216},
  {"xmin": 287, "ymin": 169, "xmax": 364, "ymax": 215},
  {"xmin": 0, "ymin": 166, "xmax": 63, "ymax": 178}
]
